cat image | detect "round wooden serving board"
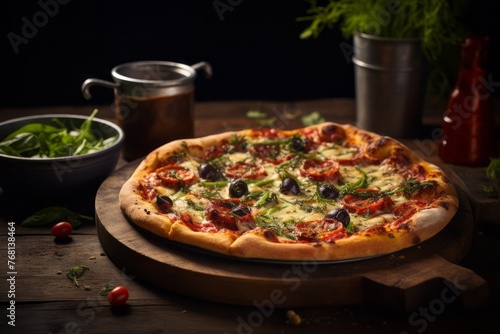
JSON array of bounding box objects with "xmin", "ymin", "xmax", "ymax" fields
[{"xmin": 95, "ymin": 161, "xmax": 488, "ymax": 311}]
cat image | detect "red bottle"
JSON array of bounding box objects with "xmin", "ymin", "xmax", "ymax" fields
[{"xmin": 438, "ymin": 36, "xmax": 497, "ymax": 166}]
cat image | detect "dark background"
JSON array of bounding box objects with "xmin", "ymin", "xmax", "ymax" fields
[{"xmin": 2, "ymin": 0, "xmax": 499, "ymax": 108}]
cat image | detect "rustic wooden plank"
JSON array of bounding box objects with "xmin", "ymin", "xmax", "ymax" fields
[
  {"xmin": 2, "ymin": 97, "xmax": 499, "ymax": 127},
  {"xmin": 0, "ymin": 234, "xmax": 142, "ymax": 302},
  {"xmin": 1, "ymin": 99, "xmax": 351, "ymax": 123},
  {"xmin": 2, "ymin": 300, "xmax": 388, "ymax": 334},
  {"xmin": 6, "ymin": 295, "xmax": 496, "ymax": 334},
  {"xmin": 448, "ymin": 165, "xmax": 500, "ymax": 223}
]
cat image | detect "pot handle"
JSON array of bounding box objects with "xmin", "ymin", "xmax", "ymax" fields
[
  {"xmin": 191, "ymin": 61, "xmax": 213, "ymax": 78},
  {"xmin": 81, "ymin": 78, "xmax": 119, "ymax": 100}
]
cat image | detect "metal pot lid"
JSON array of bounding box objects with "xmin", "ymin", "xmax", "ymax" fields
[{"xmin": 112, "ymin": 61, "xmax": 197, "ymax": 88}]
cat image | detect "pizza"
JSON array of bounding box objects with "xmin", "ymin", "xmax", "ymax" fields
[{"xmin": 119, "ymin": 122, "xmax": 459, "ymax": 262}]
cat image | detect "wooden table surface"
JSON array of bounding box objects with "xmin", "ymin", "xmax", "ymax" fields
[{"xmin": 1, "ymin": 99, "xmax": 499, "ymax": 334}]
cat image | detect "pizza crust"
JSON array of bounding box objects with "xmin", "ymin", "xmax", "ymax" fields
[
  {"xmin": 168, "ymin": 222, "xmax": 238, "ymax": 255},
  {"xmin": 119, "ymin": 179, "xmax": 173, "ymax": 237},
  {"xmin": 225, "ymin": 227, "xmax": 422, "ymax": 261},
  {"xmin": 402, "ymin": 197, "xmax": 459, "ymax": 242},
  {"xmin": 119, "ymin": 122, "xmax": 459, "ymax": 262}
]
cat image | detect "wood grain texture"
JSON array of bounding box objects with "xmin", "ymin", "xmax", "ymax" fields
[
  {"xmin": 95, "ymin": 162, "xmax": 487, "ymax": 311},
  {"xmin": 449, "ymin": 165, "xmax": 500, "ymax": 223}
]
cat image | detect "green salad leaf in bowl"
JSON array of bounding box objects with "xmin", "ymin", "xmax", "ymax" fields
[
  {"xmin": 0, "ymin": 111, "xmax": 124, "ymax": 196},
  {"xmin": 0, "ymin": 109, "xmax": 118, "ymax": 158}
]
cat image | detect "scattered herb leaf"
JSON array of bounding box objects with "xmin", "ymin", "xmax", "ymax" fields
[
  {"xmin": 254, "ymin": 212, "xmax": 297, "ymax": 240},
  {"xmin": 200, "ymin": 180, "xmax": 229, "ymax": 188},
  {"xmin": 67, "ymin": 265, "xmax": 90, "ymax": 287},
  {"xmin": 255, "ymin": 191, "xmax": 278, "ymax": 208},
  {"xmin": 245, "ymin": 110, "xmax": 277, "ymax": 127},
  {"xmin": 199, "ymin": 189, "xmax": 223, "ymax": 200},
  {"xmin": 246, "ymin": 110, "xmax": 268, "ymax": 119},
  {"xmin": 21, "ymin": 206, "xmax": 93, "ymax": 228},
  {"xmin": 252, "ymin": 179, "xmax": 275, "ymax": 187},
  {"xmin": 186, "ymin": 199, "xmax": 205, "ymax": 211},
  {"xmin": 480, "ymin": 184, "xmax": 495, "ymax": 193},
  {"xmin": 98, "ymin": 284, "xmax": 116, "ymax": 296},
  {"xmin": 345, "ymin": 220, "xmax": 355, "ymax": 234},
  {"xmin": 339, "ymin": 169, "xmax": 368, "ymax": 196},
  {"xmin": 301, "ymin": 111, "xmax": 325, "ymax": 126},
  {"xmin": 255, "ymin": 118, "xmax": 277, "ymax": 127},
  {"xmin": 486, "ymin": 157, "xmax": 500, "ymax": 183},
  {"xmin": 398, "ymin": 179, "xmax": 436, "ymax": 198}
]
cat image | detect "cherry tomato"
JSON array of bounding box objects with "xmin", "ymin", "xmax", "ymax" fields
[
  {"xmin": 51, "ymin": 221, "xmax": 73, "ymax": 238},
  {"xmin": 107, "ymin": 286, "xmax": 129, "ymax": 306}
]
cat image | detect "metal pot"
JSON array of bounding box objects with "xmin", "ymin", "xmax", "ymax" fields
[
  {"xmin": 81, "ymin": 61, "xmax": 211, "ymax": 160},
  {"xmin": 81, "ymin": 61, "xmax": 212, "ymax": 99}
]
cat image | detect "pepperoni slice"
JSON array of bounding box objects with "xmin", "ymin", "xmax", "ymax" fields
[
  {"xmin": 321, "ymin": 227, "xmax": 351, "ymax": 243},
  {"xmin": 138, "ymin": 179, "xmax": 161, "ymax": 201},
  {"xmin": 392, "ymin": 200, "xmax": 428, "ymax": 226},
  {"xmin": 342, "ymin": 189, "xmax": 394, "ymax": 216},
  {"xmin": 205, "ymin": 199, "xmax": 255, "ymax": 231},
  {"xmin": 203, "ymin": 138, "xmax": 248, "ymax": 161},
  {"xmin": 294, "ymin": 218, "xmax": 344, "ymax": 242},
  {"xmin": 156, "ymin": 164, "xmax": 197, "ymax": 188},
  {"xmin": 203, "ymin": 143, "xmax": 228, "ymax": 160},
  {"xmin": 337, "ymin": 155, "xmax": 380, "ymax": 166},
  {"xmin": 300, "ymin": 158, "xmax": 340, "ymax": 182},
  {"xmin": 249, "ymin": 143, "xmax": 280, "ymax": 161},
  {"xmin": 225, "ymin": 161, "xmax": 267, "ymax": 180}
]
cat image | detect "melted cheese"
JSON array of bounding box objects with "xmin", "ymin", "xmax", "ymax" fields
[
  {"xmin": 173, "ymin": 194, "xmax": 208, "ymax": 223},
  {"xmin": 152, "ymin": 138, "xmax": 413, "ymax": 237},
  {"xmin": 319, "ymin": 144, "xmax": 357, "ymax": 159}
]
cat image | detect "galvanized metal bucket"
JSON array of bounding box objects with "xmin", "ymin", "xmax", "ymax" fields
[{"xmin": 353, "ymin": 34, "xmax": 426, "ymax": 137}]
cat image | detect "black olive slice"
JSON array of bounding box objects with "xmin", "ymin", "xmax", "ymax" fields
[
  {"xmin": 230, "ymin": 206, "xmax": 251, "ymax": 217},
  {"xmin": 325, "ymin": 208, "xmax": 350, "ymax": 226},
  {"xmin": 290, "ymin": 136, "xmax": 307, "ymax": 153},
  {"xmin": 318, "ymin": 184, "xmax": 340, "ymax": 199},
  {"xmin": 280, "ymin": 177, "xmax": 301, "ymax": 195},
  {"xmin": 156, "ymin": 195, "xmax": 173, "ymax": 210},
  {"xmin": 198, "ymin": 163, "xmax": 221, "ymax": 181},
  {"xmin": 228, "ymin": 179, "xmax": 248, "ymax": 198}
]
